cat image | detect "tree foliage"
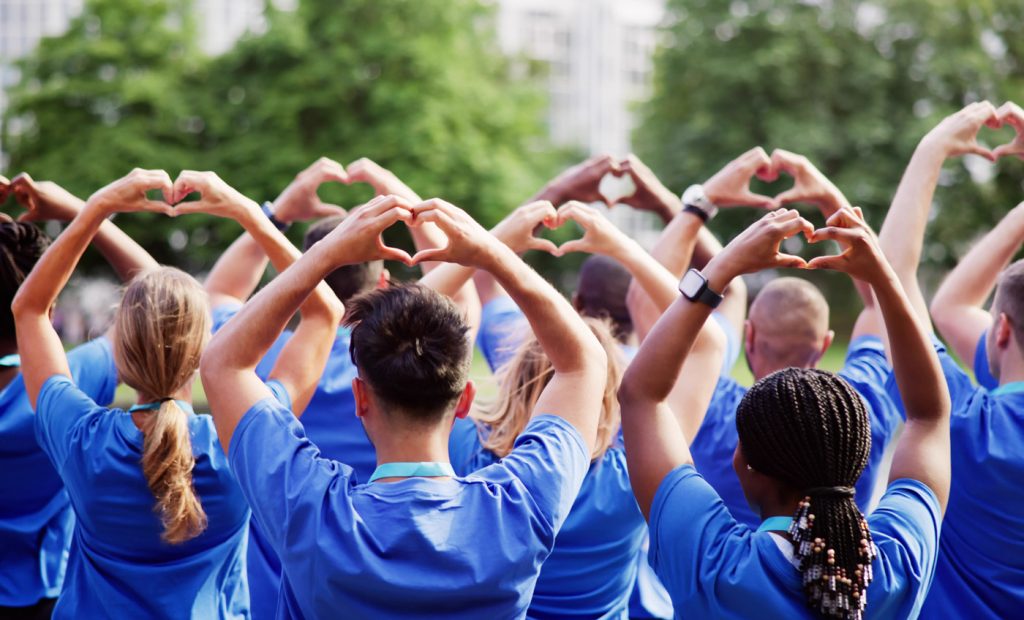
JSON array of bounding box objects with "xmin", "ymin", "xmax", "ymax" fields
[{"xmin": 637, "ymin": 0, "xmax": 1024, "ymax": 326}]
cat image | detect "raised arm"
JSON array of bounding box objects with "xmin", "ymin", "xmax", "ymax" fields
[
  {"xmin": 12, "ymin": 170, "xmax": 173, "ymax": 408},
  {"xmin": 619, "ymin": 209, "xmax": 812, "ymax": 517},
  {"xmin": 625, "ymin": 148, "xmax": 772, "ymax": 340},
  {"xmin": 10, "ymin": 173, "xmax": 158, "ymax": 282},
  {"xmin": 412, "ymin": 199, "xmax": 608, "ymax": 453},
  {"xmin": 200, "ymin": 196, "xmax": 415, "ymax": 453},
  {"xmin": 174, "ymin": 171, "xmax": 344, "ymax": 415},
  {"xmin": 879, "ymin": 101, "xmax": 999, "ymax": 326},
  {"xmin": 204, "ymin": 157, "xmax": 348, "ymax": 308},
  {"xmin": 808, "ymin": 208, "xmax": 951, "ymax": 510}
]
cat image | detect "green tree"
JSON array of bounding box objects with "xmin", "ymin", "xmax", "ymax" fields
[{"xmin": 637, "ymin": 0, "xmax": 1024, "ymax": 329}]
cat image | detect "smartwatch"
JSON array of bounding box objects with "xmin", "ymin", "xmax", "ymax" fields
[
  {"xmin": 679, "ymin": 268, "xmax": 724, "ymax": 308},
  {"xmin": 261, "ymin": 201, "xmax": 290, "ymax": 232},
  {"xmin": 681, "ymin": 184, "xmax": 719, "ymax": 223}
]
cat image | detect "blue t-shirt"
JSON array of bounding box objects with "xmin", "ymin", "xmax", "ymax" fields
[
  {"xmin": 214, "ymin": 304, "xmax": 366, "ymax": 620},
  {"xmin": 34, "ymin": 375, "xmax": 250, "ymax": 619},
  {"xmin": 0, "ymin": 337, "xmax": 117, "ymax": 607},
  {"xmin": 692, "ymin": 335, "xmax": 902, "ymax": 528},
  {"xmin": 973, "ymin": 331, "xmax": 998, "ymax": 390},
  {"xmin": 449, "ymin": 419, "xmax": 646, "ymax": 619},
  {"xmin": 889, "ymin": 339, "xmax": 1024, "ymax": 619},
  {"xmin": 477, "ymin": 297, "xmax": 740, "ymax": 376},
  {"xmin": 229, "ymin": 397, "xmax": 589, "ymax": 619},
  {"xmin": 650, "ymin": 465, "xmax": 940, "ymax": 619}
]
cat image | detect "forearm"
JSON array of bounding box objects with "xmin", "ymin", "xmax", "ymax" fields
[
  {"xmin": 87, "ymin": 218, "xmax": 159, "ymax": 281},
  {"xmin": 611, "ymin": 241, "xmax": 679, "ymax": 314},
  {"xmin": 480, "ymin": 244, "xmax": 597, "ymax": 373},
  {"xmin": 204, "ymin": 233, "xmax": 269, "ymax": 304},
  {"xmin": 690, "ymin": 227, "xmax": 722, "ymax": 270}
]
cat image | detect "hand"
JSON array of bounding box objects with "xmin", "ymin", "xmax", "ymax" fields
[
  {"xmin": 0, "ymin": 175, "xmax": 9, "ymax": 204},
  {"xmin": 993, "ymin": 102, "xmax": 1024, "ymax": 160},
  {"xmin": 489, "ymin": 200, "xmax": 560, "ymax": 255},
  {"xmin": 533, "ymin": 155, "xmax": 618, "ymax": 206},
  {"xmin": 172, "ymin": 170, "xmax": 259, "ymax": 220},
  {"xmin": 7, "ymin": 174, "xmax": 84, "ymax": 222},
  {"xmin": 346, "ymin": 158, "xmax": 420, "ymax": 202},
  {"xmin": 556, "ymin": 201, "xmax": 628, "ymax": 256},
  {"xmin": 703, "ymin": 147, "xmax": 775, "ymax": 208},
  {"xmin": 704, "ymin": 209, "xmax": 813, "ymax": 286},
  {"xmin": 85, "ymin": 169, "xmax": 174, "ymax": 216},
  {"xmin": 318, "ymin": 194, "xmax": 416, "ymax": 266},
  {"xmin": 768, "ymin": 149, "xmax": 851, "ymax": 218},
  {"xmin": 620, "ymin": 154, "xmax": 682, "ymax": 223},
  {"xmin": 807, "ymin": 206, "xmax": 893, "ymax": 286},
  {"xmin": 921, "ymin": 101, "xmax": 1000, "ymax": 161},
  {"xmin": 271, "ymin": 157, "xmax": 348, "ymax": 223},
  {"xmin": 408, "ymin": 198, "xmax": 506, "ymax": 267}
]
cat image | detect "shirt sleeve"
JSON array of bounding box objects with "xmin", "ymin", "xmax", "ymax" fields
[
  {"xmin": 476, "ymin": 297, "xmax": 529, "ymax": 373},
  {"xmin": 265, "ymin": 379, "xmax": 293, "ymax": 410},
  {"xmin": 447, "ymin": 416, "xmax": 484, "ymax": 477},
  {"xmin": 840, "ymin": 335, "xmax": 901, "ymax": 425},
  {"xmin": 886, "ymin": 334, "xmax": 977, "ymax": 418},
  {"xmin": 34, "ymin": 374, "xmax": 107, "ymax": 469},
  {"xmin": 65, "ymin": 336, "xmax": 118, "ymax": 406},
  {"xmin": 212, "ymin": 303, "xmax": 292, "ymax": 380},
  {"xmin": 228, "ymin": 397, "xmax": 355, "ymax": 558},
  {"xmin": 710, "ymin": 311, "xmax": 741, "ymax": 377},
  {"xmin": 973, "ymin": 331, "xmax": 998, "ymax": 391},
  {"xmin": 481, "ymin": 415, "xmax": 589, "ymax": 534},
  {"xmin": 648, "ymin": 464, "xmax": 748, "ymax": 602},
  {"xmin": 866, "ymin": 479, "xmax": 942, "ymax": 613},
  {"xmin": 211, "ymin": 303, "xmax": 243, "ymax": 333}
]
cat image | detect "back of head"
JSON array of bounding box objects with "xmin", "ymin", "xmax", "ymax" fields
[
  {"xmin": 748, "ymin": 277, "xmax": 830, "ymax": 371},
  {"xmin": 993, "ymin": 260, "xmax": 1024, "ymax": 353},
  {"xmin": 344, "ymin": 283, "xmax": 470, "ymax": 423},
  {"xmin": 114, "ymin": 267, "xmax": 211, "ymax": 544},
  {"xmin": 575, "ymin": 255, "xmax": 633, "ymax": 342},
  {"xmin": 479, "ymin": 317, "xmax": 623, "ymax": 460},
  {"xmin": 305, "ymin": 215, "xmax": 383, "ymax": 302},
  {"xmin": 736, "ymin": 367, "xmax": 875, "ymax": 619},
  {"xmin": 0, "ymin": 221, "xmax": 51, "ymax": 342}
]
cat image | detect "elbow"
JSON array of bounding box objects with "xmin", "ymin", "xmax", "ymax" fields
[
  {"xmin": 199, "ymin": 336, "xmax": 229, "ymax": 387},
  {"xmin": 11, "ymin": 288, "xmax": 39, "ymax": 323}
]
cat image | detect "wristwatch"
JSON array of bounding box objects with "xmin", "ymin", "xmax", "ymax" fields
[
  {"xmin": 679, "ymin": 268, "xmax": 724, "ymax": 308},
  {"xmin": 261, "ymin": 201, "xmax": 290, "ymax": 232},
  {"xmin": 681, "ymin": 184, "xmax": 719, "ymax": 223}
]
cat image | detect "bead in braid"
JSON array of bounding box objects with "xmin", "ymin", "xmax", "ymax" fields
[{"xmin": 736, "ymin": 368, "xmax": 876, "ymax": 619}]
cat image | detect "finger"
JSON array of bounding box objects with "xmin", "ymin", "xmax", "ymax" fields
[
  {"xmin": 808, "ymin": 226, "xmax": 862, "ymax": 244},
  {"xmin": 556, "ymin": 239, "xmax": 588, "ymax": 254},
  {"xmin": 526, "ymin": 237, "xmax": 561, "ymax": 256},
  {"xmin": 365, "ymin": 194, "xmax": 413, "ymax": 215},
  {"xmin": 371, "ymin": 205, "xmax": 414, "ymax": 229},
  {"xmin": 778, "ymin": 215, "xmax": 816, "ymax": 240},
  {"xmin": 741, "ymin": 146, "xmax": 772, "ymax": 172},
  {"xmin": 144, "ymin": 200, "xmax": 175, "ymax": 216},
  {"xmin": 16, "ymin": 211, "xmax": 40, "ymax": 223},
  {"xmin": 412, "ymin": 207, "xmax": 458, "ymax": 232},
  {"xmin": 966, "ymin": 141, "xmax": 996, "ymax": 161},
  {"xmin": 314, "ymin": 157, "xmax": 348, "ymax": 183},
  {"xmin": 773, "ymin": 187, "xmax": 808, "ymax": 206},
  {"xmin": 383, "ymin": 245, "xmax": 416, "ymax": 266},
  {"xmin": 976, "ymin": 101, "xmax": 1001, "ymax": 128},
  {"xmin": 773, "ymin": 253, "xmax": 808, "ymax": 269},
  {"xmin": 525, "ymin": 200, "xmax": 558, "ymax": 225},
  {"xmin": 171, "ymin": 201, "xmax": 208, "ymax": 216},
  {"xmin": 806, "ymin": 255, "xmax": 845, "ymax": 271},
  {"xmin": 736, "ymin": 190, "xmax": 777, "ymax": 208},
  {"xmin": 312, "ymin": 203, "xmax": 348, "ymax": 218},
  {"xmin": 407, "ymin": 247, "xmax": 447, "ymax": 264},
  {"xmin": 993, "ymin": 143, "xmax": 1024, "ymax": 159}
]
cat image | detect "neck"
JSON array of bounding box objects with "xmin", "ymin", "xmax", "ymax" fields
[
  {"xmin": 372, "ymin": 424, "xmax": 452, "ymax": 468},
  {"xmin": 998, "ymin": 348, "xmax": 1024, "ymax": 386}
]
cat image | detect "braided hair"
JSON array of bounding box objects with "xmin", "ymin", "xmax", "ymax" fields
[
  {"xmin": 0, "ymin": 222, "xmax": 52, "ymax": 340},
  {"xmin": 736, "ymin": 368, "xmax": 877, "ymax": 619}
]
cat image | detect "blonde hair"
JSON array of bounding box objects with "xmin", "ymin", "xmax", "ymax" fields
[
  {"xmin": 476, "ymin": 317, "xmax": 623, "ymax": 461},
  {"xmin": 113, "ymin": 267, "xmax": 211, "ymax": 545}
]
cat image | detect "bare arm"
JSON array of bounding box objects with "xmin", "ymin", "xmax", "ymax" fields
[
  {"xmin": 931, "ymin": 202, "xmax": 1024, "ymax": 364},
  {"xmin": 11, "ymin": 174, "xmax": 158, "ymax": 282},
  {"xmin": 12, "ymin": 170, "xmax": 173, "ymax": 408},
  {"xmin": 620, "ymin": 209, "xmax": 812, "ymax": 517},
  {"xmin": 201, "ymin": 196, "xmax": 415, "ymax": 453},
  {"xmin": 809, "ymin": 208, "xmax": 951, "ymax": 510},
  {"xmin": 174, "ymin": 171, "xmax": 343, "ymax": 415}
]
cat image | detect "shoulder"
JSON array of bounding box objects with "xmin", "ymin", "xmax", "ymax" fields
[{"xmin": 868, "ymin": 479, "xmax": 942, "ymax": 563}]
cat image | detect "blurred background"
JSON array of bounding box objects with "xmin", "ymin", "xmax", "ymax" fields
[{"xmin": 2, "ymin": 0, "xmax": 1024, "ymax": 383}]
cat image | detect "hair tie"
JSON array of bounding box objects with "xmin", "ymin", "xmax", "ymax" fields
[{"xmin": 805, "ymin": 485, "xmax": 855, "ymax": 498}]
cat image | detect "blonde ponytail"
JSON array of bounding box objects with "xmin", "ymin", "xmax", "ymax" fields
[
  {"xmin": 114, "ymin": 267, "xmax": 211, "ymax": 545},
  {"xmin": 140, "ymin": 400, "xmax": 207, "ymax": 544}
]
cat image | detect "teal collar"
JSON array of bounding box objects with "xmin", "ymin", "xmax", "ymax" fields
[
  {"xmin": 757, "ymin": 516, "xmax": 794, "ymax": 533},
  {"xmin": 368, "ymin": 462, "xmax": 455, "ymax": 483},
  {"xmin": 0, "ymin": 354, "xmax": 20, "ymax": 368},
  {"xmin": 128, "ymin": 400, "xmax": 195, "ymax": 415},
  {"xmin": 992, "ymin": 382, "xmax": 1024, "ymax": 397}
]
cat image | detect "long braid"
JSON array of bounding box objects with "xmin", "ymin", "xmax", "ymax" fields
[{"xmin": 736, "ymin": 368, "xmax": 876, "ymax": 619}]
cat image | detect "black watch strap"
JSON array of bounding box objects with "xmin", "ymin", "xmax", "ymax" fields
[
  {"xmin": 683, "ymin": 204, "xmax": 710, "ymax": 223},
  {"xmin": 261, "ymin": 202, "xmax": 290, "ymax": 232}
]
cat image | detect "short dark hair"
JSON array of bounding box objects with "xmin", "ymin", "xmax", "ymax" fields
[
  {"xmin": 0, "ymin": 222, "xmax": 51, "ymax": 341},
  {"xmin": 994, "ymin": 260, "xmax": 1024, "ymax": 349},
  {"xmin": 304, "ymin": 216, "xmax": 383, "ymax": 303},
  {"xmin": 575, "ymin": 255, "xmax": 632, "ymax": 341},
  {"xmin": 343, "ymin": 283, "xmax": 470, "ymax": 422}
]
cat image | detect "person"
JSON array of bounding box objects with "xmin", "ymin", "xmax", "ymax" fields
[
  {"xmin": 204, "ymin": 157, "xmax": 480, "ymax": 619},
  {"xmin": 619, "ymin": 206, "xmax": 950, "ymax": 619},
  {"xmin": 12, "ymin": 168, "xmax": 342, "ymax": 618},
  {"xmin": 887, "ymin": 100, "xmax": 1024, "ymax": 619},
  {"xmin": 200, "ymin": 195, "xmax": 607, "ymax": 618},
  {"xmin": 420, "ymin": 197, "xmax": 723, "ymax": 619},
  {"xmin": 626, "ymin": 148, "xmax": 903, "ymax": 530},
  {"xmin": 0, "ymin": 173, "xmax": 156, "ymax": 619}
]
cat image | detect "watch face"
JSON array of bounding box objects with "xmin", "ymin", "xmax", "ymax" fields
[
  {"xmin": 681, "ymin": 184, "xmax": 705, "ymax": 206},
  {"xmin": 680, "ymin": 270, "xmax": 705, "ymax": 298}
]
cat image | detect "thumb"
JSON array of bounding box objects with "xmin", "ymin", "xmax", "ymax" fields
[
  {"xmin": 773, "ymin": 253, "xmax": 807, "ymax": 269},
  {"xmin": 773, "ymin": 187, "xmax": 806, "ymax": 206},
  {"xmin": 557, "ymin": 239, "xmax": 588, "ymax": 255},
  {"xmin": 526, "ymin": 237, "xmax": 561, "ymax": 256},
  {"xmin": 806, "ymin": 255, "xmax": 844, "ymax": 271},
  {"xmin": 968, "ymin": 141, "xmax": 996, "ymax": 161},
  {"xmin": 313, "ymin": 203, "xmax": 347, "ymax": 218}
]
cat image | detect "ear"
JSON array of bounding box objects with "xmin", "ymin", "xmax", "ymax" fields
[
  {"xmin": 744, "ymin": 319, "xmax": 755, "ymax": 357},
  {"xmin": 996, "ymin": 312, "xmax": 1013, "ymax": 349},
  {"xmin": 453, "ymin": 380, "xmax": 476, "ymax": 420},
  {"xmin": 352, "ymin": 377, "xmax": 370, "ymax": 418},
  {"xmin": 811, "ymin": 329, "xmax": 835, "ymax": 367}
]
